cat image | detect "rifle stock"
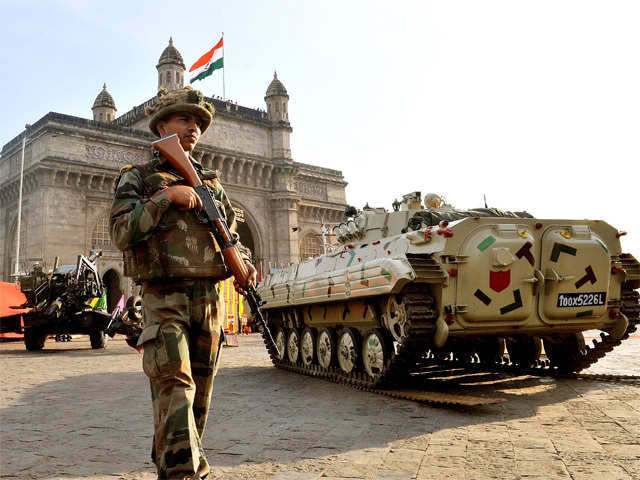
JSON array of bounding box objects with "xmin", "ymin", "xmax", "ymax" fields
[
  {"xmin": 151, "ymin": 134, "xmax": 280, "ymax": 356},
  {"xmin": 152, "ymin": 134, "xmax": 202, "ymax": 187}
]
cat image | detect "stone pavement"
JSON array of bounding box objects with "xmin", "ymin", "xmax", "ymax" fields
[{"xmin": 0, "ymin": 333, "xmax": 639, "ymax": 480}]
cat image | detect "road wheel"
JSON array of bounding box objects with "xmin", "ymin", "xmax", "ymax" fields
[
  {"xmin": 477, "ymin": 337, "xmax": 505, "ymax": 364},
  {"xmin": 317, "ymin": 328, "xmax": 336, "ymax": 370},
  {"xmin": 274, "ymin": 327, "xmax": 287, "ymax": 361},
  {"xmin": 24, "ymin": 327, "xmax": 46, "ymax": 351},
  {"xmin": 90, "ymin": 330, "xmax": 108, "ymax": 349},
  {"xmin": 126, "ymin": 295, "xmax": 144, "ymax": 323},
  {"xmin": 543, "ymin": 333, "xmax": 587, "ymax": 373},
  {"xmin": 362, "ymin": 329, "xmax": 392, "ymax": 380},
  {"xmin": 507, "ymin": 336, "xmax": 541, "ymax": 367},
  {"xmin": 300, "ymin": 327, "xmax": 316, "ymax": 367},
  {"xmin": 385, "ymin": 295, "xmax": 408, "ymax": 342},
  {"xmin": 287, "ymin": 329, "xmax": 301, "ymax": 364},
  {"xmin": 337, "ymin": 328, "xmax": 361, "ymax": 374}
]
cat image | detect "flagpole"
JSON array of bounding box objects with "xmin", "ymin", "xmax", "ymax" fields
[
  {"xmin": 222, "ymin": 32, "xmax": 226, "ymax": 100},
  {"xmin": 14, "ymin": 124, "xmax": 30, "ymax": 281}
]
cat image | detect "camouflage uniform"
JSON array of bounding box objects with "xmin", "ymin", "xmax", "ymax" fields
[{"xmin": 110, "ymin": 150, "xmax": 245, "ymax": 479}]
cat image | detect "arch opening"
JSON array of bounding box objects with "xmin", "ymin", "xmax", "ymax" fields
[
  {"xmin": 102, "ymin": 268, "xmax": 122, "ymax": 313},
  {"xmin": 236, "ymin": 221, "xmax": 255, "ymax": 258}
]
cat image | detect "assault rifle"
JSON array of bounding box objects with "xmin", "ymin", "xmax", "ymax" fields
[{"xmin": 152, "ymin": 134, "xmax": 280, "ymax": 356}]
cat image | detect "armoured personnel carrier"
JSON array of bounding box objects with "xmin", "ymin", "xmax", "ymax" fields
[{"xmin": 256, "ymin": 192, "xmax": 640, "ymax": 388}]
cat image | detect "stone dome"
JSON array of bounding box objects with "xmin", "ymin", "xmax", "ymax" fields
[
  {"xmin": 92, "ymin": 84, "xmax": 116, "ymax": 110},
  {"xmin": 265, "ymin": 72, "xmax": 288, "ymax": 97},
  {"xmin": 157, "ymin": 37, "xmax": 185, "ymax": 68}
]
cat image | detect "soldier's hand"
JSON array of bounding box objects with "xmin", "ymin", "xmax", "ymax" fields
[
  {"xmin": 162, "ymin": 185, "xmax": 203, "ymax": 210},
  {"xmin": 233, "ymin": 261, "xmax": 257, "ymax": 296}
]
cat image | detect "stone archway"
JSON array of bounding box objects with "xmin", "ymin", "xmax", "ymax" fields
[
  {"xmin": 228, "ymin": 199, "xmax": 264, "ymax": 265},
  {"xmin": 102, "ymin": 268, "xmax": 123, "ymax": 313},
  {"xmin": 235, "ymin": 221, "xmax": 255, "ymax": 255}
]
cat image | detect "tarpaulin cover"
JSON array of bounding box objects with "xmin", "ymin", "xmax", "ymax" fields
[
  {"xmin": 408, "ymin": 207, "xmax": 534, "ymax": 230},
  {"xmin": 0, "ymin": 282, "xmax": 30, "ymax": 317}
]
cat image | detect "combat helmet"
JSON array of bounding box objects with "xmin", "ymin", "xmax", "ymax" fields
[{"xmin": 145, "ymin": 86, "xmax": 215, "ymax": 136}]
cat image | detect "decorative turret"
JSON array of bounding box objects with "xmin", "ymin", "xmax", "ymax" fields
[
  {"xmin": 265, "ymin": 72, "xmax": 292, "ymax": 163},
  {"xmin": 265, "ymin": 71, "xmax": 296, "ymax": 260},
  {"xmin": 265, "ymin": 71, "xmax": 289, "ymax": 123},
  {"xmin": 92, "ymin": 84, "xmax": 116, "ymax": 122},
  {"xmin": 157, "ymin": 37, "xmax": 186, "ymax": 92}
]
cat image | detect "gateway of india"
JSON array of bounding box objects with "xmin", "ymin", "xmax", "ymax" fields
[{"xmin": 0, "ymin": 39, "xmax": 347, "ymax": 310}]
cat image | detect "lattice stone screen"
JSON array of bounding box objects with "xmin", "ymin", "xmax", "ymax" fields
[
  {"xmin": 92, "ymin": 214, "xmax": 111, "ymax": 247},
  {"xmin": 300, "ymin": 233, "xmax": 323, "ymax": 261}
]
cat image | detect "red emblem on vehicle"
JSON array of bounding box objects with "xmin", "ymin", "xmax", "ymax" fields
[{"xmin": 489, "ymin": 270, "xmax": 511, "ymax": 292}]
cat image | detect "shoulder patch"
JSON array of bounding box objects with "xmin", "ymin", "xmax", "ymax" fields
[{"xmin": 113, "ymin": 165, "xmax": 143, "ymax": 194}]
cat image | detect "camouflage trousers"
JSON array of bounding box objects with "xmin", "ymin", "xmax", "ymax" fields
[{"xmin": 138, "ymin": 279, "xmax": 224, "ymax": 480}]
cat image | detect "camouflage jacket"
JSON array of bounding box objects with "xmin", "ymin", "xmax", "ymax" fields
[{"xmin": 109, "ymin": 153, "xmax": 248, "ymax": 282}]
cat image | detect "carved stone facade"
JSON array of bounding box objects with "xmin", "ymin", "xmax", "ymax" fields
[{"xmin": 0, "ymin": 40, "xmax": 346, "ymax": 308}]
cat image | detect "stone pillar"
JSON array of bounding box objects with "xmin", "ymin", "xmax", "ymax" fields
[
  {"xmin": 245, "ymin": 161, "xmax": 256, "ymax": 186},
  {"xmin": 253, "ymin": 164, "xmax": 264, "ymax": 187},
  {"xmin": 220, "ymin": 157, "xmax": 230, "ymax": 182},
  {"xmin": 227, "ymin": 158, "xmax": 237, "ymax": 184},
  {"xmin": 213, "ymin": 155, "xmax": 223, "ymax": 172},
  {"xmin": 263, "ymin": 165, "xmax": 274, "ymax": 189},
  {"xmin": 193, "ymin": 150, "xmax": 204, "ymax": 163},
  {"xmin": 269, "ymin": 165, "xmax": 300, "ymax": 265},
  {"xmin": 234, "ymin": 158, "xmax": 246, "ymax": 184},
  {"xmin": 239, "ymin": 159, "xmax": 250, "ymax": 185},
  {"xmin": 201, "ymin": 153, "xmax": 212, "ymax": 169}
]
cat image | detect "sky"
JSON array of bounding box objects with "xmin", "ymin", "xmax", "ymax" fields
[{"xmin": 1, "ymin": 0, "xmax": 639, "ymax": 255}]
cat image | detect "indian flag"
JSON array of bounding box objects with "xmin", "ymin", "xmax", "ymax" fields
[
  {"xmin": 92, "ymin": 289, "xmax": 107, "ymax": 310},
  {"xmin": 189, "ymin": 37, "xmax": 224, "ymax": 84}
]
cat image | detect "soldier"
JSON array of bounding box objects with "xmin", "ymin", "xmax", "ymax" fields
[
  {"xmin": 109, "ymin": 86, "xmax": 256, "ymax": 480},
  {"xmin": 423, "ymin": 193, "xmax": 444, "ymax": 209}
]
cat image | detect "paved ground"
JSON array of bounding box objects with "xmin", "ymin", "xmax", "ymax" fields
[{"xmin": 1, "ymin": 332, "xmax": 639, "ymax": 480}]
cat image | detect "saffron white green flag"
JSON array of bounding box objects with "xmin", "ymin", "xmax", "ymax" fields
[
  {"xmin": 189, "ymin": 37, "xmax": 224, "ymax": 84},
  {"xmin": 93, "ymin": 290, "xmax": 107, "ymax": 310}
]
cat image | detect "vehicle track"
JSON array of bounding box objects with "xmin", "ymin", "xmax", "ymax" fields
[{"xmin": 258, "ymin": 286, "xmax": 640, "ymax": 406}]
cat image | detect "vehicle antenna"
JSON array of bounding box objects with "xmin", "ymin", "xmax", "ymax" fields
[{"xmin": 321, "ymin": 217, "xmax": 328, "ymax": 255}]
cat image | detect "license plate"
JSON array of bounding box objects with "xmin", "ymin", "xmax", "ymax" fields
[{"xmin": 557, "ymin": 292, "xmax": 606, "ymax": 308}]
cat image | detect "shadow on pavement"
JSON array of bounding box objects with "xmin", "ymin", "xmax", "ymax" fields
[{"xmin": 0, "ymin": 349, "xmax": 619, "ymax": 478}]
